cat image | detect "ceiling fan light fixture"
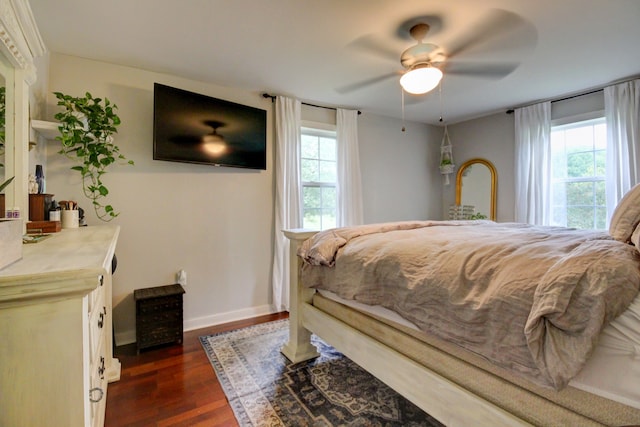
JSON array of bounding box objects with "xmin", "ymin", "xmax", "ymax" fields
[
  {"xmin": 202, "ymin": 130, "xmax": 227, "ymax": 156},
  {"xmin": 400, "ymin": 64, "xmax": 443, "ymax": 95}
]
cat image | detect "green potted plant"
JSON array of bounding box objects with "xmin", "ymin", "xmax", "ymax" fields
[{"xmin": 53, "ymin": 91, "xmax": 134, "ymax": 222}]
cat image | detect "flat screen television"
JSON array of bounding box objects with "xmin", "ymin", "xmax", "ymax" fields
[{"xmin": 153, "ymin": 83, "xmax": 267, "ymax": 170}]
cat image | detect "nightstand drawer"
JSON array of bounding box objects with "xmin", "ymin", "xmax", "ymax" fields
[
  {"xmin": 137, "ymin": 323, "xmax": 183, "ymax": 346},
  {"xmin": 137, "ymin": 295, "xmax": 182, "ymax": 315},
  {"xmin": 137, "ymin": 309, "xmax": 182, "ymax": 325}
]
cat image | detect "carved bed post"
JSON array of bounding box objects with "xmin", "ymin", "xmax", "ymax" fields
[{"xmin": 281, "ymin": 229, "xmax": 320, "ymax": 363}]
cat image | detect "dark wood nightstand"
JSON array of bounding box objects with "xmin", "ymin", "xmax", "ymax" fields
[{"xmin": 134, "ymin": 283, "xmax": 185, "ymax": 354}]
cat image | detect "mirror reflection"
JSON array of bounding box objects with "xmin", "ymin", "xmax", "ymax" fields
[
  {"xmin": 0, "ymin": 74, "xmax": 5, "ymax": 218},
  {"xmin": 0, "ymin": 77, "xmax": 5, "ymax": 188},
  {"xmin": 455, "ymin": 158, "xmax": 497, "ymax": 220}
]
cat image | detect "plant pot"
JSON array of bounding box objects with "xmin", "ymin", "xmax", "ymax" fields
[
  {"xmin": 440, "ymin": 164, "xmax": 455, "ymax": 175},
  {"xmin": 0, "ymin": 219, "xmax": 22, "ymax": 270}
]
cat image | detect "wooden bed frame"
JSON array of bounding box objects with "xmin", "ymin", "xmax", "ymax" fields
[{"xmin": 281, "ymin": 229, "xmax": 532, "ymax": 427}]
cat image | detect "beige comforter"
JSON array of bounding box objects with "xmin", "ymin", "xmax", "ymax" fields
[{"xmin": 298, "ymin": 220, "xmax": 640, "ymax": 390}]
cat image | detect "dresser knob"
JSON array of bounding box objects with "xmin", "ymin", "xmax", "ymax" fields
[
  {"xmin": 98, "ymin": 275, "xmax": 104, "ymax": 286},
  {"xmin": 89, "ymin": 387, "xmax": 104, "ymax": 403}
]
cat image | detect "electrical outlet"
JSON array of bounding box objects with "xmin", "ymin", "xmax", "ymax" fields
[{"xmin": 176, "ymin": 269, "xmax": 187, "ymax": 287}]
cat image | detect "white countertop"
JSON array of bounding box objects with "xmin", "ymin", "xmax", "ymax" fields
[{"xmin": 0, "ymin": 225, "xmax": 120, "ymax": 307}]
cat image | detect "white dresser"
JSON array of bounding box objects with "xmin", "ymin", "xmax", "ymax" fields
[{"xmin": 0, "ymin": 225, "xmax": 121, "ymax": 427}]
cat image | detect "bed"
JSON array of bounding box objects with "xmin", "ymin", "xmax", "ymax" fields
[{"xmin": 281, "ymin": 184, "xmax": 640, "ymax": 427}]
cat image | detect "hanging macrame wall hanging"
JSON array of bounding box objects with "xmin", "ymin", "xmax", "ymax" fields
[{"xmin": 439, "ymin": 125, "xmax": 455, "ymax": 185}]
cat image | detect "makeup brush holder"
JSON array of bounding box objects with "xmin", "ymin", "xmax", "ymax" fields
[{"xmin": 61, "ymin": 210, "xmax": 79, "ymax": 229}]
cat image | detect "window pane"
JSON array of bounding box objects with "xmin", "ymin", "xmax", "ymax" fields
[
  {"xmin": 322, "ymin": 187, "xmax": 336, "ymax": 209},
  {"xmin": 322, "ymin": 209, "xmax": 336, "ymax": 229},
  {"xmin": 567, "ymin": 181, "xmax": 594, "ymax": 206},
  {"xmin": 301, "ymin": 135, "xmax": 318, "ymax": 158},
  {"xmin": 301, "ymin": 128, "xmax": 337, "ymax": 231},
  {"xmin": 550, "ymin": 131, "xmax": 567, "ymax": 179},
  {"xmin": 567, "ymin": 206, "xmax": 595, "ymax": 229},
  {"xmin": 301, "ymin": 158, "xmax": 318, "ymax": 182},
  {"xmin": 319, "ymin": 137, "xmax": 336, "ymax": 161},
  {"xmin": 595, "ymin": 207, "xmax": 607, "ymax": 230},
  {"xmin": 565, "ymin": 127, "xmax": 594, "ymax": 153},
  {"xmin": 551, "ymin": 181, "xmax": 567, "ymax": 205},
  {"xmin": 595, "ymin": 150, "xmax": 605, "ymax": 176},
  {"xmin": 567, "ymin": 151, "xmax": 594, "ymax": 177},
  {"xmin": 303, "ymin": 186, "xmax": 321, "ymax": 208},
  {"xmin": 594, "ymin": 123, "xmax": 607, "ymax": 150},
  {"xmin": 595, "ymin": 180, "xmax": 606, "ymax": 206},
  {"xmin": 303, "ymin": 209, "xmax": 321, "ymax": 230},
  {"xmin": 319, "ymin": 160, "xmax": 337, "ymax": 182},
  {"xmin": 551, "ymin": 207, "xmax": 567, "ymax": 227},
  {"xmin": 550, "ymin": 118, "xmax": 606, "ymax": 230}
]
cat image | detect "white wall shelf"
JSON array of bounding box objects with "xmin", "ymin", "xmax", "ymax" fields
[{"xmin": 31, "ymin": 119, "xmax": 60, "ymax": 140}]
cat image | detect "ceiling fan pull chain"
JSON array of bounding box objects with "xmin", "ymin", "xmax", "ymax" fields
[
  {"xmin": 438, "ymin": 81, "xmax": 444, "ymax": 123},
  {"xmin": 401, "ymin": 88, "xmax": 406, "ymax": 132}
]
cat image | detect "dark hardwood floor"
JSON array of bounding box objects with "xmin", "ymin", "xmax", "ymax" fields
[{"xmin": 105, "ymin": 312, "xmax": 288, "ymax": 427}]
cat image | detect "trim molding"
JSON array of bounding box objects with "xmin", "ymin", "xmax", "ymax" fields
[
  {"xmin": 0, "ymin": 0, "xmax": 46, "ymax": 84},
  {"xmin": 114, "ymin": 304, "xmax": 278, "ymax": 346}
]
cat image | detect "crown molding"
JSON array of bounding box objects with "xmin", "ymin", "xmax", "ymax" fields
[{"xmin": 0, "ymin": 0, "xmax": 46, "ymax": 84}]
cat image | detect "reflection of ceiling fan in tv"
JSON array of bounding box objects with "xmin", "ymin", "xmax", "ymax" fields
[
  {"xmin": 338, "ymin": 9, "xmax": 537, "ymax": 96},
  {"xmin": 201, "ymin": 120, "xmax": 227, "ymax": 156}
]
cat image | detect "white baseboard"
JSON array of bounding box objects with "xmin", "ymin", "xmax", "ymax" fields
[{"xmin": 115, "ymin": 304, "xmax": 278, "ymax": 346}]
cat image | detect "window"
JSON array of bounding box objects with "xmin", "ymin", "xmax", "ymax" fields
[
  {"xmin": 550, "ymin": 117, "xmax": 606, "ymax": 230},
  {"xmin": 301, "ymin": 127, "xmax": 337, "ymax": 230}
]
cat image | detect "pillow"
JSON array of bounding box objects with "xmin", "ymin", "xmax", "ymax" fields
[
  {"xmin": 609, "ymin": 182, "xmax": 640, "ymax": 242},
  {"xmin": 631, "ymin": 222, "xmax": 640, "ymax": 248}
]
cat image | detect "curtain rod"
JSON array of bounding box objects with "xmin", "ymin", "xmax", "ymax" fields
[
  {"xmin": 505, "ymin": 74, "xmax": 640, "ymax": 114},
  {"xmin": 262, "ymin": 93, "xmax": 361, "ymax": 115}
]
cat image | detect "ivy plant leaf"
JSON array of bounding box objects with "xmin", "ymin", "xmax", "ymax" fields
[{"xmin": 53, "ymin": 91, "xmax": 134, "ymax": 222}]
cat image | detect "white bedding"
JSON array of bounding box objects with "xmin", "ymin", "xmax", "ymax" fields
[
  {"xmin": 318, "ymin": 289, "xmax": 640, "ymax": 410},
  {"xmin": 300, "ymin": 220, "xmax": 640, "ymax": 390}
]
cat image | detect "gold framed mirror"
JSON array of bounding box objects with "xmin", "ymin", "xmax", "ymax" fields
[{"xmin": 455, "ymin": 158, "xmax": 497, "ymax": 220}]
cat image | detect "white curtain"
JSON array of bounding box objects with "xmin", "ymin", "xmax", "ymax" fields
[
  {"xmin": 336, "ymin": 108, "xmax": 364, "ymax": 227},
  {"xmin": 514, "ymin": 101, "xmax": 551, "ymax": 225},
  {"xmin": 271, "ymin": 96, "xmax": 302, "ymax": 311},
  {"xmin": 605, "ymin": 79, "xmax": 640, "ymax": 222}
]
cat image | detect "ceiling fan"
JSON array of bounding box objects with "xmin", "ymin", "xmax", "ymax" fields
[{"xmin": 337, "ymin": 9, "xmax": 537, "ymax": 96}]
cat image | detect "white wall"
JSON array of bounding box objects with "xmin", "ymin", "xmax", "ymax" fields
[
  {"xmin": 445, "ymin": 91, "xmax": 605, "ymax": 222},
  {"xmin": 359, "ymin": 113, "xmax": 442, "ymax": 222},
  {"xmin": 43, "ymin": 54, "xmax": 275, "ymax": 344},
  {"xmin": 40, "ymin": 53, "xmax": 441, "ymax": 344},
  {"xmin": 445, "ymin": 112, "xmax": 515, "ymax": 222}
]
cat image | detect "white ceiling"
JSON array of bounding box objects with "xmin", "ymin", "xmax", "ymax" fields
[{"xmin": 28, "ymin": 0, "xmax": 640, "ymax": 125}]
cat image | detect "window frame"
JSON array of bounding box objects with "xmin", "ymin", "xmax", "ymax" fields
[
  {"xmin": 549, "ymin": 112, "xmax": 606, "ymax": 230},
  {"xmin": 300, "ymin": 121, "xmax": 338, "ymax": 231}
]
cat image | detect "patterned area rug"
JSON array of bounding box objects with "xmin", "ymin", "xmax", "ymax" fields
[{"xmin": 200, "ymin": 319, "xmax": 444, "ymax": 427}]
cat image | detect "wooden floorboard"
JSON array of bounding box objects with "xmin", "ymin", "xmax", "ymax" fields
[{"xmin": 105, "ymin": 312, "xmax": 288, "ymax": 427}]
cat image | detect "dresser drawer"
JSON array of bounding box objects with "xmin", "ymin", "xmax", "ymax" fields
[
  {"xmin": 87, "ymin": 275, "xmax": 104, "ymax": 313},
  {"xmin": 89, "ymin": 346, "xmax": 106, "ymax": 427},
  {"xmin": 89, "ymin": 290, "xmax": 106, "ymax": 363}
]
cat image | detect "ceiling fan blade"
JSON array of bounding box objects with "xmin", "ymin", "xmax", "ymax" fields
[
  {"xmin": 346, "ymin": 34, "xmax": 399, "ymax": 63},
  {"xmin": 335, "ymin": 72, "xmax": 399, "ymax": 94},
  {"xmin": 443, "ymin": 61, "xmax": 520, "ymax": 78},
  {"xmin": 445, "ymin": 9, "xmax": 537, "ymax": 59}
]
